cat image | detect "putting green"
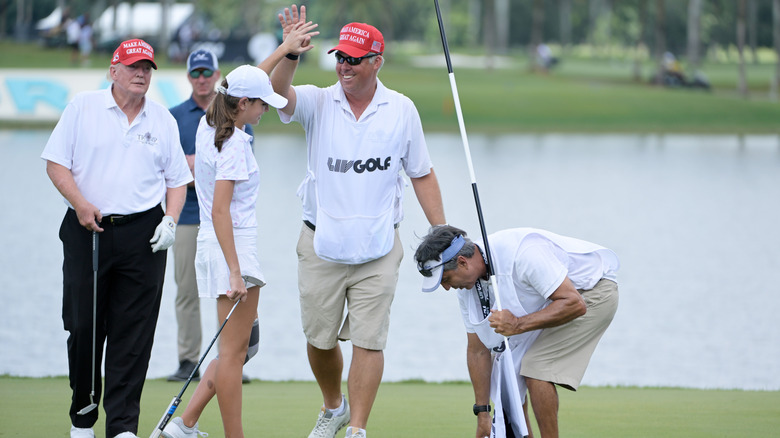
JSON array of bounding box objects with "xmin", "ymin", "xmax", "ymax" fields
[{"xmin": 3, "ymin": 377, "xmax": 778, "ymax": 437}]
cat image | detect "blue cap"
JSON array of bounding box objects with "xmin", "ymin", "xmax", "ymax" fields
[{"xmin": 187, "ymin": 49, "xmax": 218, "ymax": 73}]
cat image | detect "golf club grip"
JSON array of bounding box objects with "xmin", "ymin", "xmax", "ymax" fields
[
  {"xmin": 150, "ymin": 396, "xmax": 179, "ymax": 438},
  {"xmin": 92, "ymin": 231, "xmax": 98, "ymax": 271}
]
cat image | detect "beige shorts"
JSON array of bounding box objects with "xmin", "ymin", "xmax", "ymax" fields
[
  {"xmin": 297, "ymin": 223, "xmax": 403, "ymax": 350},
  {"xmin": 520, "ymin": 278, "xmax": 619, "ymax": 391}
]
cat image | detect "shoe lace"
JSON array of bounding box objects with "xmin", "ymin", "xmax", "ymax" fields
[{"xmin": 310, "ymin": 409, "xmax": 333, "ymax": 438}]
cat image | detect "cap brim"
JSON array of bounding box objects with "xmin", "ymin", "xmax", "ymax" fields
[
  {"xmin": 327, "ymin": 44, "xmax": 370, "ymax": 58},
  {"xmin": 120, "ymin": 56, "xmax": 158, "ymax": 69},
  {"xmin": 262, "ymin": 92, "xmax": 288, "ymax": 109},
  {"xmin": 188, "ymin": 61, "xmax": 215, "ymax": 72},
  {"xmin": 421, "ymin": 264, "xmax": 444, "ymax": 293}
]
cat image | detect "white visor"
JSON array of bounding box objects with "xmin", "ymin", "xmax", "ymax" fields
[{"xmin": 419, "ymin": 235, "xmax": 465, "ymax": 293}]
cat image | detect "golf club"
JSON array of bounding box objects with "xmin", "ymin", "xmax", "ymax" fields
[
  {"xmin": 77, "ymin": 231, "xmax": 98, "ymax": 415},
  {"xmin": 149, "ymin": 291, "xmax": 243, "ymax": 438},
  {"xmin": 433, "ymin": 2, "xmax": 527, "ymax": 437}
]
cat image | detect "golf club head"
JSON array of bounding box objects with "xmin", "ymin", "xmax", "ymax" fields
[
  {"xmin": 242, "ymin": 275, "xmax": 265, "ymax": 287},
  {"xmin": 77, "ymin": 402, "xmax": 97, "ymax": 415}
]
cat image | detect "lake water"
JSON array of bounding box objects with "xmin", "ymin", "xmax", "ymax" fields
[{"xmin": 2, "ymin": 130, "xmax": 779, "ymax": 391}]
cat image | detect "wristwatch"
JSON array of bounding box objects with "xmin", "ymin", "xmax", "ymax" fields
[{"xmin": 473, "ymin": 404, "xmax": 491, "ymax": 416}]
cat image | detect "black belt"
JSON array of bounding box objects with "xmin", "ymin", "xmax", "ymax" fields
[
  {"xmin": 303, "ymin": 220, "xmax": 398, "ymax": 231},
  {"xmin": 103, "ymin": 205, "xmax": 157, "ymax": 226}
]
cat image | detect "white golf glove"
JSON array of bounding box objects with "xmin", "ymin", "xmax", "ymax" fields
[{"xmin": 150, "ymin": 216, "xmax": 176, "ymax": 253}]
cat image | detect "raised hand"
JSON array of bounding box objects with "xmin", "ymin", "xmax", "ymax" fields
[
  {"xmin": 278, "ymin": 4, "xmax": 307, "ymax": 41},
  {"xmin": 281, "ymin": 20, "xmax": 319, "ymax": 56}
]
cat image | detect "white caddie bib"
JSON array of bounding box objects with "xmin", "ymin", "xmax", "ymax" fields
[{"xmin": 310, "ymin": 133, "xmax": 403, "ymax": 264}]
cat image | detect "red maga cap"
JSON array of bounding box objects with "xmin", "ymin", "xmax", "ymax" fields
[
  {"xmin": 328, "ymin": 23, "xmax": 384, "ymax": 58},
  {"xmin": 111, "ymin": 38, "xmax": 157, "ymax": 69}
]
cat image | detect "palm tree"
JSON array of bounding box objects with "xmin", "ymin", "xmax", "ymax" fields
[
  {"xmin": 559, "ymin": 0, "xmax": 572, "ymax": 50},
  {"xmin": 531, "ymin": 0, "xmax": 544, "ymax": 66},
  {"xmin": 634, "ymin": 0, "xmax": 648, "ymax": 82},
  {"xmin": 772, "ymin": 0, "xmax": 780, "ymax": 100},
  {"xmin": 737, "ymin": 0, "xmax": 748, "ymax": 98},
  {"xmin": 653, "ymin": 0, "xmax": 666, "ymax": 85},
  {"xmin": 687, "ymin": 0, "xmax": 702, "ymax": 71}
]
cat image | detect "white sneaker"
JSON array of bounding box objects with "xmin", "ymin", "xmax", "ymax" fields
[
  {"xmin": 70, "ymin": 425, "xmax": 95, "ymax": 438},
  {"xmin": 345, "ymin": 426, "xmax": 367, "ymax": 438},
  {"xmin": 113, "ymin": 433, "xmax": 138, "ymax": 438},
  {"xmin": 308, "ymin": 399, "xmax": 351, "ymax": 438},
  {"xmin": 162, "ymin": 417, "xmax": 209, "ymax": 438}
]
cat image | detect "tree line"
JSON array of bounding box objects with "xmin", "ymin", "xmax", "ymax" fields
[{"xmin": 5, "ymin": 0, "xmax": 780, "ymax": 96}]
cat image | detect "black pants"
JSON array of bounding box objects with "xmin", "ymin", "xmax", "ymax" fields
[{"xmin": 61, "ymin": 206, "xmax": 166, "ymax": 437}]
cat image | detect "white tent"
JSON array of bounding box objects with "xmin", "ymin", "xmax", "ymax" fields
[
  {"xmin": 95, "ymin": 2, "xmax": 195, "ymax": 44},
  {"xmin": 35, "ymin": 6, "xmax": 63, "ymax": 31}
]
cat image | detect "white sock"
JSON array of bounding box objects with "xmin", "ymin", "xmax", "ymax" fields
[{"xmin": 328, "ymin": 394, "xmax": 346, "ymax": 416}]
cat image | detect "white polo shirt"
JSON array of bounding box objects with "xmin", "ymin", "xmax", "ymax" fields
[
  {"xmin": 42, "ymin": 87, "xmax": 192, "ymax": 215},
  {"xmin": 194, "ymin": 117, "xmax": 259, "ymax": 231},
  {"xmin": 279, "ymin": 79, "xmax": 433, "ymax": 226},
  {"xmin": 457, "ymin": 228, "xmax": 620, "ymax": 341}
]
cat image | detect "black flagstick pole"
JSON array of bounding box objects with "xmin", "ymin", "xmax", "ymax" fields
[
  {"xmin": 433, "ymin": 0, "xmax": 495, "ymax": 279},
  {"xmin": 433, "ymin": 2, "xmax": 530, "ymax": 437}
]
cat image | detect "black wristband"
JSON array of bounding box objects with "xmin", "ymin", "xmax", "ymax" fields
[
  {"xmin": 473, "ymin": 404, "xmax": 491, "ymax": 416},
  {"xmin": 285, "ymin": 53, "xmax": 300, "ymax": 61}
]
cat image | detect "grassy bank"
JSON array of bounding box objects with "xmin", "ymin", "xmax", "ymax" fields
[
  {"xmin": 2, "ymin": 376, "xmax": 779, "ymax": 437},
  {"xmin": 3, "ymin": 41, "xmax": 780, "ymax": 134}
]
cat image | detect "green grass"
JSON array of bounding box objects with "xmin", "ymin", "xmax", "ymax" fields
[
  {"xmin": 2, "ymin": 376, "xmax": 779, "ymax": 437},
  {"xmin": 2, "ymin": 40, "xmax": 780, "ymax": 134}
]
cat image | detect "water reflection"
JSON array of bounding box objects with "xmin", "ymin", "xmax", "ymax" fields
[{"xmin": 2, "ymin": 131, "xmax": 779, "ymax": 390}]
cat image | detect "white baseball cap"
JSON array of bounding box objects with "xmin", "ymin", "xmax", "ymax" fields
[
  {"xmin": 223, "ymin": 65, "xmax": 288, "ymax": 108},
  {"xmin": 419, "ymin": 235, "xmax": 466, "ymax": 292}
]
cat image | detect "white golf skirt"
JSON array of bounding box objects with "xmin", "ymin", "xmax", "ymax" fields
[{"xmin": 195, "ymin": 226, "xmax": 265, "ymax": 299}]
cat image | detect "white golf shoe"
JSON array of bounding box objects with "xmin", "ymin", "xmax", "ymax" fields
[
  {"xmin": 308, "ymin": 398, "xmax": 350, "ymax": 438},
  {"xmin": 70, "ymin": 425, "xmax": 95, "ymax": 438},
  {"xmin": 113, "ymin": 433, "xmax": 138, "ymax": 438},
  {"xmin": 162, "ymin": 417, "xmax": 209, "ymax": 438}
]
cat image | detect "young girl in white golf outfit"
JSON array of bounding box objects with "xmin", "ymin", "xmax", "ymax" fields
[
  {"xmin": 162, "ymin": 18, "xmax": 318, "ymax": 438},
  {"xmin": 162, "ymin": 65, "xmax": 283, "ymax": 438}
]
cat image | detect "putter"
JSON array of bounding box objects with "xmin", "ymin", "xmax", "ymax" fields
[
  {"xmin": 149, "ymin": 280, "xmax": 248, "ymax": 438},
  {"xmin": 77, "ymin": 231, "xmax": 99, "ymax": 415}
]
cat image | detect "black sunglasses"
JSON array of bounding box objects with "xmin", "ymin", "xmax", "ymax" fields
[
  {"xmin": 335, "ymin": 53, "xmax": 379, "ymax": 66},
  {"xmin": 189, "ymin": 69, "xmax": 215, "ymax": 78}
]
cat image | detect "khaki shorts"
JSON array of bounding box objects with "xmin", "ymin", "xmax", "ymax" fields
[
  {"xmin": 297, "ymin": 223, "xmax": 403, "ymax": 350},
  {"xmin": 520, "ymin": 278, "xmax": 619, "ymax": 391}
]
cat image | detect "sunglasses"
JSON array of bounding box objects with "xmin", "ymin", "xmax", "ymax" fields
[
  {"xmin": 189, "ymin": 69, "xmax": 215, "ymax": 78},
  {"xmin": 418, "ymin": 261, "xmax": 444, "ymax": 278},
  {"xmin": 335, "ymin": 53, "xmax": 379, "ymax": 66}
]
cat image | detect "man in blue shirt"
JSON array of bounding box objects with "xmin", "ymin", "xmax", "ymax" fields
[{"xmin": 167, "ymin": 49, "xmax": 254, "ymax": 381}]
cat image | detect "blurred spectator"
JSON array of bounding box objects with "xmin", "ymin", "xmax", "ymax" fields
[
  {"xmin": 78, "ymin": 13, "xmax": 94, "ymax": 67},
  {"xmin": 662, "ymin": 52, "xmax": 685, "ymax": 85},
  {"xmin": 67, "ymin": 15, "xmax": 82, "ymax": 65},
  {"xmin": 535, "ymin": 43, "xmax": 559, "ymax": 73},
  {"xmin": 653, "ymin": 52, "xmax": 711, "ymax": 90}
]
